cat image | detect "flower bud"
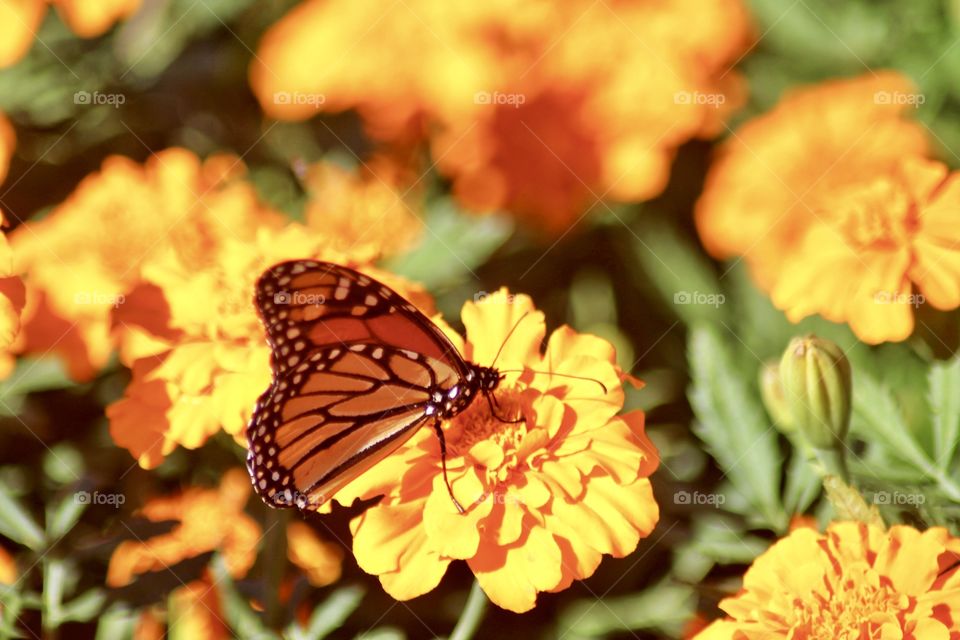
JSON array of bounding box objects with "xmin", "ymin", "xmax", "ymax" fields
[
  {"xmin": 779, "ymin": 335, "xmax": 852, "ymax": 450},
  {"xmin": 759, "ymin": 361, "xmax": 794, "ymax": 433}
]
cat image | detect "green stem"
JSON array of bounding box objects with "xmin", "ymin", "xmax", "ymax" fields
[
  {"xmin": 263, "ymin": 508, "xmax": 289, "ymax": 629},
  {"xmin": 813, "ymin": 446, "xmax": 849, "ymax": 483},
  {"xmin": 448, "ymin": 580, "xmax": 488, "ymax": 640}
]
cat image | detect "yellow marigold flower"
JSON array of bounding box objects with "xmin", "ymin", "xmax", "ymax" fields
[
  {"xmin": 287, "ymin": 521, "xmax": 343, "ymax": 588},
  {"xmin": 336, "ymin": 289, "xmax": 659, "ymax": 612},
  {"xmin": 10, "ymin": 148, "xmax": 282, "ymax": 380},
  {"xmin": 694, "ymin": 72, "xmax": 955, "ymax": 343},
  {"xmin": 107, "ymin": 223, "xmax": 428, "ymax": 468},
  {"xmin": 694, "ymin": 521, "xmax": 960, "ymax": 640},
  {"xmin": 252, "ymin": 0, "xmax": 751, "ymax": 231},
  {"xmin": 106, "ymin": 469, "xmax": 260, "ymax": 587},
  {"xmin": 0, "ymin": 0, "xmax": 140, "ymax": 67}
]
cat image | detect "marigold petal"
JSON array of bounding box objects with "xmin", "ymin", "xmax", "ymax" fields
[
  {"xmin": 423, "ymin": 471, "xmax": 491, "ymax": 559},
  {"xmin": 468, "ymin": 527, "xmax": 563, "ymax": 613}
]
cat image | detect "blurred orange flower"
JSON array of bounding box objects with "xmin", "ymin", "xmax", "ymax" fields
[
  {"xmin": 694, "ymin": 522, "xmax": 960, "ymax": 639},
  {"xmin": 252, "ymin": 0, "xmax": 752, "ymax": 231},
  {"xmin": 107, "ymin": 469, "xmax": 260, "ymax": 587},
  {"xmin": 337, "ymin": 290, "xmax": 659, "ymax": 612},
  {"xmin": 0, "ymin": 546, "xmax": 14, "ymax": 584},
  {"xmin": 287, "ymin": 521, "xmax": 343, "ymax": 588},
  {"xmin": 0, "ymin": 0, "xmax": 141, "ymax": 67},
  {"xmin": 0, "ymin": 114, "xmax": 25, "ymax": 378},
  {"xmin": 694, "ymin": 72, "xmax": 957, "ymax": 343},
  {"xmin": 11, "ymin": 148, "xmax": 281, "ymax": 380}
]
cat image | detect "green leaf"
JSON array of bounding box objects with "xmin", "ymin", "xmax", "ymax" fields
[
  {"xmin": 929, "ymin": 356, "xmax": 960, "ymax": 471},
  {"xmin": 687, "ymin": 326, "xmax": 786, "ymax": 530},
  {"xmin": 94, "ymin": 605, "xmax": 139, "ymax": 640},
  {"xmin": 383, "ymin": 198, "xmax": 513, "ymax": 290},
  {"xmin": 287, "ymin": 585, "xmax": 365, "ymax": 640},
  {"xmin": 0, "ymin": 483, "xmax": 45, "ymax": 550},
  {"xmin": 42, "ymin": 558, "xmax": 68, "ymax": 630},
  {"xmin": 58, "ymin": 588, "xmax": 107, "ymax": 624},
  {"xmin": 558, "ymin": 581, "xmax": 695, "ymax": 638},
  {"xmin": 354, "ymin": 628, "xmax": 405, "ymax": 640},
  {"xmin": 0, "ymin": 358, "xmax": 74, "ymax": 417},
  {"xmin": 45, "ymin": 494, "xmax": 87, "ymax": 540},
  {"xmin": 631, "ymin": 216, "xmax": 727, "ymax": 325},
  {"xmin": 208, "ymin": 555, "xmax": 277, "ymax": 640}
]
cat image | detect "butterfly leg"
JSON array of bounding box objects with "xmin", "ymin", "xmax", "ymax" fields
[{"xmin": 431, "ymin": 419, "xmax": 465, "ymax": 514}]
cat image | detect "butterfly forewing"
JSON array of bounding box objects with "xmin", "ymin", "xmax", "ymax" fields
[{"xmin": 246, "ymin": 260, "xmax": 479, "ymax": 511}]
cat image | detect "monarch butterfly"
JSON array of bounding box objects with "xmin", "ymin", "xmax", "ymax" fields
[{"xmin": 245, "ymin": 260, "xmax": 506, "ymax": 513}]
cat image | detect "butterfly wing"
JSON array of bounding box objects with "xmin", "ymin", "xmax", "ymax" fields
[{"xmin": 247, "ymin": 260, "xmax": 470, "ymax": 510}]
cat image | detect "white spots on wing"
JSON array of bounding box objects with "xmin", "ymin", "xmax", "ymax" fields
[
  {"xmin": 365, "ymin": 294, "xmax": 377, "ymax": 306},
  {"xmin": 425, "ymin": 405, "xmax": 436, "ymax": 416},
  {"xmin": 400, "ymin": 349, "xmax": 418, "ymax": 360},
  {"xmin": 286, "ymin": 327, "xmax": 300, "ymax": 339},
  {"xmin": 371, "ymin": 347, "xmax": 384, "ymax": 359},
  {"xmin": 448, "ymin": 387, "xmax": 459, "ymax": 399},
  {"xmin": 349, "ymin": 344, "xmax": 365, "ymax": 352},
  {"xmin": 290, "ymin": 263, "xmax": 306, "ymax": 274},
  {"xmin": 335, "ymin": 287, "xmax": 348, "ymax": 300}
]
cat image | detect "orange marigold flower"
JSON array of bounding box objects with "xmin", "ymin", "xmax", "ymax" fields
[
  {"xmin": 0, "ymin": 546, "xmax": 15, "ymax": 584},
  {"xmin": 694, "ymin": 521, "xmax": 960, "ymax": 640},
  {"xmin": 336, "ymin": 289, "xmax": 659, "ymax": 612},
  {"xmin": 0, "ymin": 115, "xmax": 25, "ymax": 378},
  {"xmin": 106, "ymin": 469, "xmax": 260, "ymax": 587},
  {"xmin": 287, "ymin": 521, "xmax": 343, "ymax": 588},
  {"xmin": 11, "ymin": 148, "xmax": 282, "ymax": 380},
  {"xmin": 252, "ymin": 0, "xmax": 752, "ymax": 231},
  {"xmin": 694, "ymin": 72, "xmax": 954, "ymax": 344},
  {"xmin": 107, "ymin": 222, "xmax": 428, "ymax": 468},
  {"xmin": 0, "ymin": 0, "xmax": 140, "ymax": 66}
]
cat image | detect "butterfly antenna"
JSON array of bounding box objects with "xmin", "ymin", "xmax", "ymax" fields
[
  {"xmin": 484, "ymin": 391, "xmax": 523, "ymax": 424},
  {"xmin": 496, "ymin": 369, "xmax": 608, "ymax": 394},
  {"xmin": 490, "ymin": 311, "xmax": 532, "ymax": 370},
  {"xmin": 431, "ymin": 420, "xmax": 464, "ymax": 514}
]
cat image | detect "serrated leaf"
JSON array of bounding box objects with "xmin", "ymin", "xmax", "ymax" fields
[
  {"xmin": 287, "ymin": 586, "xmax": 365, "ymax": 640},
  {"xmin": 929, "ymin": 357, "xmax": 960, "ymax": 471},
  {"xmin": 687, "ymin": 326, "xmax": 786, "ymax": 530},
  {"xmin": 823, "ymin": 476, "xmax": 885, "ymax": 529}
]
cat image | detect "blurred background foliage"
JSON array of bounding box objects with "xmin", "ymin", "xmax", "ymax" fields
[{"xmin": 2, "ymin": 0, "xmax": 960, "ymax": 638}]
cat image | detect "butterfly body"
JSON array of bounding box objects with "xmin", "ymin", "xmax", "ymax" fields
[{"xmin": 245, "ymin": 260, "xmax": 501, "ymax": 511}]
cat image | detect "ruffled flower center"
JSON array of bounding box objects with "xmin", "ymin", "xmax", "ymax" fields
[
  {"xmin": 792, "ymin": 565, "xmax": 910, "ymax": 639},
  {"xmin": 826, "ymin": 177, "xmax": 917, "ymax": 250},
  {"xmin": 449, "ymin": 386, "xmax": 529, "ymax": 482}
]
